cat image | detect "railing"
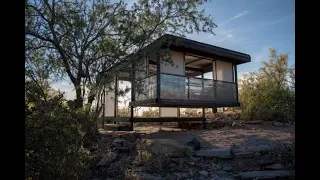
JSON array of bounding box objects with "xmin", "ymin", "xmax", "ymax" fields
[
  {"xmin": 160, "ymin": 73, "xmax": 237, "ymax": 103},
  {"xmin": 134, "ymin": 73, "xmax": 237, "ymax": 103}
]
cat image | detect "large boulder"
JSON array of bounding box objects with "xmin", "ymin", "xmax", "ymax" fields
[
  {"xmin": 195, "ymin": 148, "xmax": 232, "ymax": 159},
  {"xmin": 238, "ymin": 170, "xmax": 294, "ymax": 179},
  {"xmin": 231, "ymin": 145, "xmax": 273, "ymax": 154},
  {"xmin": 149, "ymin": 139, "xmax": 189, "ymax": 157}
]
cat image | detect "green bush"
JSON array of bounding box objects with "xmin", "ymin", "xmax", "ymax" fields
[
  {"xmin": 25, "ymin": 82, "xmax": 92, "ymax": 179},
  {"xmin": 239, "ymin": 48, "xmax": 295, "ymax": 122}
]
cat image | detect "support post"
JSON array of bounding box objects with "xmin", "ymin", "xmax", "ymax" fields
[
  {"xmin": 114, "ymin": 68, "xmax": 118, "ymax": 118},
  {"xmin": 156, "ymin": 51, "xmax": 161, "ymax": 100},
  {"xmin": 102, "ymin": 88, "xmax": 105, "ymax": 129},
  {"xmin": 130, "ymin": 58, "xmax": 136, "ymax": 131},
  {"xmin": 234, "ymin": 65, "xmax": 239, "ymax": 103},
  {"xmin": 201, "ymin": 73, "xmax": 206, "ymax": 129}
]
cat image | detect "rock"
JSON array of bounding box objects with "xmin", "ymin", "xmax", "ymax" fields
[
  {"xmin": 211, "ymin": 163, "xmax": 222, "ymax": 170},
  {"xmin": 215, "ymin": 170, "xmax": 229, "ymax": 177},
  {"xmin": 209, "ymin": 174, "xmax": 219, "ymax": 179},
  {"xmin": 114, "ymin": 146, "xmax": 131, "ymax": 153},
  {"xmin": 174, "ymin": 172, "xmax": 183, "ymax": 179},
  {"xmin": 186, "ymin": 138, "xmax": 201, "ymax": 150},
  {"xmin": 139, "ymin": 173, "xmax": 162, "ymax": 180},
  {"xmin": 96, "ymin": 152, "xmax": 117, "ymax": 166},
  {"xmin": 121, "ymin": 131, "xmax": 141, "ymax": 143},
  {"xmin": 231, "ymin": 145, "xmax": 273, "ymax": 154},
  {"xmin": 223, "ymin": 164, "xmax": 233, "ymax": 172},
  {"xmin": 149, "ymin": 139, "xmax": 189, "ymax": 157},
  {"xmin": 134, "ymin": 138, "xmax": 141, "ymax": 145},
  {"xmin": 113, "ymin": 142, "xmax": 122, "ymax": 147},
  {"xmin": 171, "ymin": 158, "xmax": 181, "ymax": 163},
  {"xmin": 212, "ymin": 178, "xmax": 235, "ymax": 180},
  {"xmin": 257, "ymin": 155, "xmax": 276, "ymax": 166},
  {"xmin": 181, "ymin": 172, "xmax": 189, "ymax": 178},
  {"xmin": 113, "ymin": 138, "xmax": 126, "ymax": 147},
  {"xmin": 113, "ymin": 138, "xmax": 126, "ymax": 144},
  {"xmin": 233, "ymin": 152, "xmax": 254, "ymax": 159},
  {"xmin": 272, "ymin": 121, "xmax": 286, "ymax": 127},
  {"xmin": 189, "ymin": 162, "xmax": 195, "ymax": 166},
  {"xmin": 199, "ymin": 176, "xmax": 207, "ymax": 180},
  {"xmin": 199, "ymin": 170, "xmax": 209, "ymax": 177},
  {"xmin": 189, "ymin": 170, "xmax": 194, "ymax": 177},
  {"xmin": 238, "ymin": 170, "xmax": 294, "ymax": 179},
  {"xmin": 122, "ymin": 141, "xmax": 132, "ymax": 147},
  {"xmin": 195, "ymin": 148, "xmax": 232, "ymax": 159},
  {"xmin": 254, "ymin": 152, "xmax": 261, "ymax": 158},
  {"xmin": 265, "ymin": 163, "xmax": 285, "ymax": 170}
]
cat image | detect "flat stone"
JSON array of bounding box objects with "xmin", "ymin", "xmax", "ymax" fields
[
  {"xmin": 199, "ymin": 170, "xmax": 209, "ymax": 177},
  {"xmin": 113, "ymin": 138, "xmax": 126, "ymax": 144},
  {"xmin": 114, "ymin": 146, "xmax": 130, "ymax": 153},
  {"xmin": 272, "ymin": 121, "xmax": 286, "ymax": 127},
  {"xmin": 195, "ymin": 148, "xmax": 232, "ymax": 159},
  {"xmin": 150, "ymin": 139, "xmax": 189, "ymax": 157},
  {"xmin": 96, "ymin": 152, "xmax": 117, "ymax": 166},
  {"xmin": 121, "ymin": 131, "xmax": 141, "ymax": 143},
  {"xmin": 209, "ymin": 174, "xmax": 219, "ymax": 179},
  {"xmin": 223, "ymin": 165, "xmax": 233, "ymax": 172},
  {"xmin": 189, "ymin": 170, "xmax": 194, "ymax": 177},
  {"xmin": 189, "ymin": 162, "xmax": 195, "ymax": 166},
  {"xmin": 174, "ymin": 172, "xmax": 183, "ymax": 179},
  {"xmin": 181, "ymin": 172, "xmax": 189, "ymax": 178},
  {"xmin": 232, "ymin": 145, "xmax": 273, "ymax": 154},
  {"xmin": 238, "ymin": 170, "xmax": 294, "ymax": 179},
  {"xmin": 257, "ymin": 155, "xmax": 276, "ymax": 166},
  {"xmin": 265, "ymin": 163, "xmax": 285, "ymax": 170},
  {"xmin": 211, "ymin": 163, "xmax": 222, "ymax": 170},
  {"xmin": 234, "ymin": 152, "xmax": 254, "ymax": 159},
  {"xmin": 122, "ymin": 141, "xmax": 132, "ymax": 147}
]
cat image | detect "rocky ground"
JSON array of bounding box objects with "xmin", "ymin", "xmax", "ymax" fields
[{"xmin": 87, "ymin": 122, "xmax": 295, "ymax": 180}]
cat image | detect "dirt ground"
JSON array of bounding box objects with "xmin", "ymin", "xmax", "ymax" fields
[{"xmin": 133, "ymin": 121, "xmax": 294, "ymax": 149}]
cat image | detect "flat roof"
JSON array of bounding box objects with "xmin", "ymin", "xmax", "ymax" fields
[{"xmin": 139, "ymin": 34, "xmax": 251, "ymax": 65}]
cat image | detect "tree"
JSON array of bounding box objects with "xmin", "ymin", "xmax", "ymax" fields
[
  {"xmin": 25, "ymin": 0, "xmax": 217, "ymax": 108},
  {"xmin": 239, "ymin": 48, "xmax": 295, "ymax": 122}
]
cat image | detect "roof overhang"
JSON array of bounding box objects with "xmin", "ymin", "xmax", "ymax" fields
[{"xmin": 139, "ymin": 34, "xmax": 251, "ymax": 65}]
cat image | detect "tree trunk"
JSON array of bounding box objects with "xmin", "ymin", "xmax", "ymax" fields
[{"xmin": 75, "ymin": 84, "xmax": 83, "ymax": 108}]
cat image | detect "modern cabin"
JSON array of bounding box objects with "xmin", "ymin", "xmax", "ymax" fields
[{"xmin": 102, "ymin": 34, "xmax": 251, "ymax": 130}]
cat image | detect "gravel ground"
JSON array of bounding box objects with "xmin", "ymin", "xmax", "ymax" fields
[{"xmin": 134, "ymin": 121, "xmax": 294, "ymax": 149}]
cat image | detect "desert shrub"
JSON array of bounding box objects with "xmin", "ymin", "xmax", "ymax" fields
[
  {"xmin": 270, "ymin": 135, "xmax": 295, "ymax": 169},
  {"xmin": 25, "ymin": 82, "xmax": 92, "ymax": 179},
  {"xmin": 135, "ymin": 140, "xmax": 171, "ymax": 174},
  {"xmin": 239, "ymin": 48, "xmax": 295, "ymax": 122},
  {"xmin": 141, "ymin": 107, "xmax": 159, "ymax": 117},
  {"xmin": 118, "ymin": 107, "xmax": 131, "ymax": 117},
  {"xmin": 180, "ymin": 108, "xmax": 202, "ymax": 117}
]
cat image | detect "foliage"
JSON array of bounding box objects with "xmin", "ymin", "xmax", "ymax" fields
[
  {"xmin": 180, "ymin": 108, "xmax": 202, "ymax": 117},
  {"xmin": 239, "ymin": 48, "xmax": 295, "ymax": 122},
  {"xmin": 141, "ymin": 107, "xmax": 159, "ymax": 117},
  {"xmin": 25, "ymin": 81, "xmax": 93, "ymax": 179},
  {"xmin": 25, "ymin": 0, "xmax": 217, "ymax": 108},
  {"xmin": 118, "ymin": 107, "xmax": 131, "ymax": 117},
  {"xmin": 135, "ymin": 140, "xmax": 171, "ymax": 174}
]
